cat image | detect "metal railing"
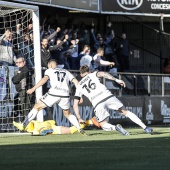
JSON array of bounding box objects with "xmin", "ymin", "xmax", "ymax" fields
[
  {"xmin": 107, "ymin": 72, "xmax": 170, "ymax": 97},
  {"xmin": 71, "ymin": 70, "xmax": 170, "ymax": 97}
]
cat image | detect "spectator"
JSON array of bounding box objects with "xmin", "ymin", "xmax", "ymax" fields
[
  {"xmin": 12, "ymin": 57, "xmax": 30, "ymax": 120},
  {"xmin": 29, "ymin": 32, "xmax": 34, "ymax": 44},
  {"xmin": 83, "ymin": 29, "xmax": 90, "ymax": 46},
  {"xmin": 91, "ymin": 26, "xmax": 113, "ymax": 53},
  {"xmin": 106, "ymin": 21, "xmax": 113, "ymax": 35},
  {"xmin": 79, "ymin": 44, "xmax": 89, "ymax": 60},
  {"xmin": 70, "ymin": 32, "xmax": 80, "ymax": 70},
  {"xmin": 22, "ymin": 33, "xmax": 34, "ymax": 68},
  {"xmin": 80, "ymin": 45, "xmax": 94, "ymax": 72},
  {"xmin": 105, "ymin": 30, "xmax": 119, "ymax": 72},
  {"xmin": 0, "ymin": 29, "xmax": 16, "ymax": 66},
  {"xmin": 41, "ymin": 27, "xmax": 61, "ymax": 68},
  {"xmin": 14, "ymin": 23, "xmax": 24, "ymax": 57},
  {"xmin": 41, "ymin": 38, "xmax": 51, "ymax": 68},
  {"xmin": 93, "ymin": 47, "xmax": 115, "ymax": 71},
  {"xmin": 91, "ymin": 27, "xmax": 114, "ymax": 71},
  {"xmin": 46, "ymin": 27, "xmax": 61, "ymax": 45},
  {"xmin": 15, "ymin": 24, "xmax": 34, "ymax": 68},
  {"xmin": 91, "ymin": 28, "xmax": 104, "ymax": 52},
  {"xmin": 26, "ymin": 23, "xmax": 33, "ymax": 35},
  {"xmin": 117, "ymin": 33, "xmax": 132, "ymax": 72},
  {"xmin": 50, "ymin": 34, "xmax": 73, "ymax": 69}
]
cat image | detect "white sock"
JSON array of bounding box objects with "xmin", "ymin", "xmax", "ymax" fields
[
  {"xmin": 126, "ymin": 111, "xmax": 146, "ymax": 129},
  {"xmin": 23, "ymin": 108, "xmax": 38, "ymax": 127},
  {"xmin": 68, "ymin": 115, "xmax": 80, "ymax": 130},
  {"xmin": 101, "ymin": 123, "xmax": 115, "ymax": 131}
]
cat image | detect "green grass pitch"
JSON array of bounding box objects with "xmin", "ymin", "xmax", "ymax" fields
[{"xmin": 0, "ymin": 127, "xmax": 170, "ymax": 170}]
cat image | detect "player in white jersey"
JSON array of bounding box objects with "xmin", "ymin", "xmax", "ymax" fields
[
  {"xmin": 73, "ymin": 65, "xmax": 153, "ymax": 135},
  {"xmin": 13, "ymin": 59, "xmax": 87, "ymax": 135},
  {"xmin": 44, "ymin": 64, "xmax": 74, "ymax": 97}
]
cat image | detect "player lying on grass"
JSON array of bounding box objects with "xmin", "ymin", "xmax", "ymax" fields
[
  {"xmin": 14, "ymin": 117, "xmax": 100, "ymax": 136},
  {"xmin": 73, "ymin": 65, "xmax": 153, "ymax": 136}
]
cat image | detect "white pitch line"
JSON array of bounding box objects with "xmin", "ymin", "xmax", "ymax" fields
[{"xmin": 0, "ymin": 132, "xmax": 30, "ymax": 136}]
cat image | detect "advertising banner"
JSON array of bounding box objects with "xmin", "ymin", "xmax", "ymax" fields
[
  {"xmin": 1, "ymin": 95, "xmax": 170, "ymax": 131},
  {"xmin": 48, "ymin": 96, "xmax": 170, "ymax": 127},
  {"xmin": 102, "ymin": 0, "xmax": 170, "ymax": 16}
]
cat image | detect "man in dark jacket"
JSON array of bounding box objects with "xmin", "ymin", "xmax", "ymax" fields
[
  {"xmin": 12, "ymin": 57, "xmax": 30, "ymax": 120},
  {"xmin": 117, "ymin": 33, "xmax": 132, "ymax": 72},
  {"xmin": 41, "ymin": 27, "xmax": 61, "ymax": 68},
  {"xmin": 41, "ymin": 38, "xmax": 51, "ymax": 68}
]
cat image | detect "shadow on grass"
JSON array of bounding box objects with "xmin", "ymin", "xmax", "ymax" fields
[
  {"xmin": 0, "ymin": 131, "xmax": 170, "ymax": 170},
  {"xmin": 129, "ymin": 131, "xmax": 170, "ymax": 135},
  {"xmin": 88, "ymin": 133, "xmax": 104, "ymax": 136}
]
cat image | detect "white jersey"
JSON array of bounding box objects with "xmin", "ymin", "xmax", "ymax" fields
[
  {"xmin": 75, "ymin": 71, "xmax": 113, "ymax": 108},
  {"xmin": 45, "ymin": 68, "xmax": 75, "ymax": 96}
]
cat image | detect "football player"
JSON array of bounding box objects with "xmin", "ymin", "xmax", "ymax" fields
[
  {"xmin": 17, "ymin": 117, "xmax": 100, "ymax": 136},
  {"xmin": 73, "ymin": 65, "xmax": 153, "ymax": 135}
]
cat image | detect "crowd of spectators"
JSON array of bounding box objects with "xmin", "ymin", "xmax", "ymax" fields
[{"xmin": 0, "ymin": 18, "xmax": 132, "ymax": 73}]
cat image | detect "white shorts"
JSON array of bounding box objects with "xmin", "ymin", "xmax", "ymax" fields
[
  {"xmin": 94, "ymin": 96, "xmax": 123, "ymax": 122},
  {"xmin": 40, "ymin": 93, "xmax": 70, "ymax": 110}
]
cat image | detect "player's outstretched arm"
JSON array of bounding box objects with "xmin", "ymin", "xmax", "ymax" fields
[
  {"xmin": 27, "ymin": 76, "xmax": 49, "ymax": 94},
  {"xmin": 97, "ymin": 72, "xmax": 126, "ymax": 87}
]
